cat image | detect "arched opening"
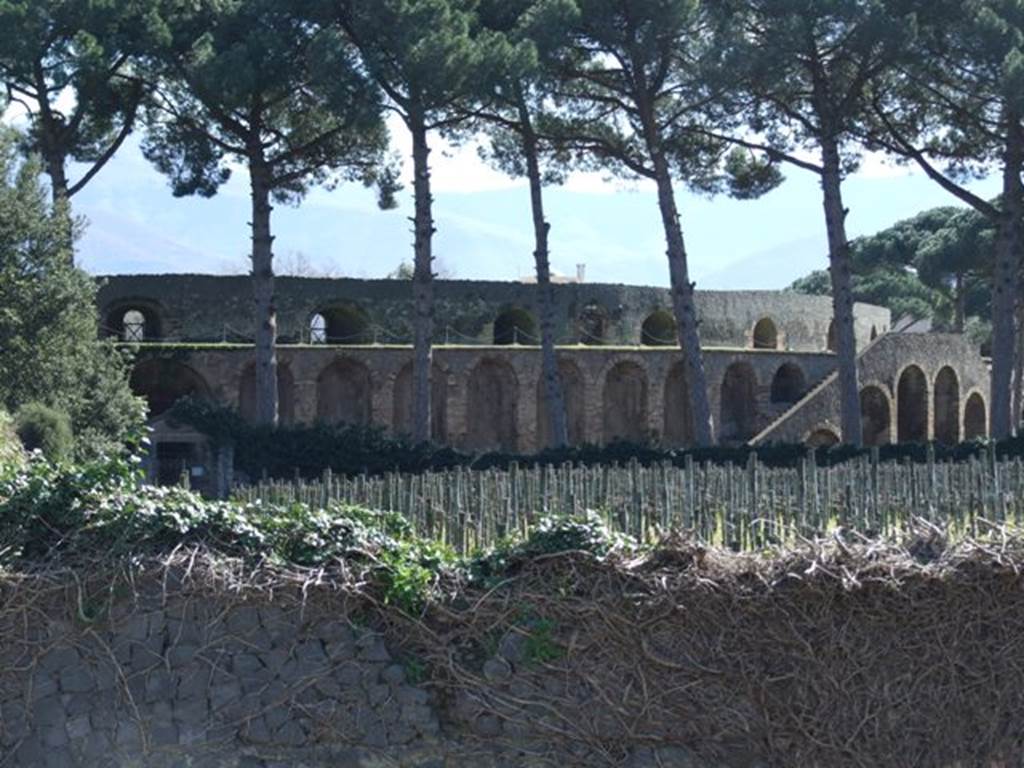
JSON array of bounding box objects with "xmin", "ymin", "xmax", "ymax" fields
[
  {"xmin": 807, "ymin": 428, "xmax": 840, "ymax": 448},
  {"xmin": 603, "ymin": 362, "xmax": 649, "ymax": 443},
  {"xmin": 493, "ymin": 308, "xmax": 538, "ymax": 346},
  {"xmin": 316, "ymin": 359, "xmax": 373, "ymax": 426},
  {"xmin": 860, "ymin": 386, "xmax": 891, "ymax": 447},
  {"xmin": 641, "ymin": 311, "xmax": 676, "ymax": 347},
  {"xmin": 130, "ymin": 359, "xmax": 211, "ymax": 419},
  {"xmin": 466, "ymin": 359, "xmax": 518, "ymax": 452},
  {"xmin": 827, "ymin": 319, "xmax": 838, "ymax": 352},
  {"xmin": 239, "ymin": 363, "xmax": 295, "ymax": 426},
  {"xmin": 537, "ymin": 360, "xmax": 586, "ymax": 449},
  {"xmin": 392, "ymin": 363, "xmax": 448, "ymax": 443},
  {"xmin": 934, "ymin": 367, "xmax": 960, "ymax": 445},
  {"xmin": 106, "ymin": 305, "xmax": 161, "ymax": 342},
  {"xmin": 770, "ymin": 363, "xmax": 807, "ymax": 404},
  {"xmin": 720, "ymin": 362, "xmax": 759, "ymax": 443},
  {"xmin": 318, "ymin": 304, "xmax": 371, "ymax": 345},
  {"xmin": 870, "ymin": 326, "xmax": 878, "ymax": 341},
  {"xmin": 965, "ymin": 393, "xmax": 987, "ymax": 441},
  {"xmin": 897, "ymin": 365, "xmax": 928, "ymax": 443},
  {"xmin": 309, "ymin": 313, "xmax": 327, "ymax": 344},
  {"xmin": 663, "ymin": 362, "xmax": 695, "ymax": 448},
  {"xmin": 578, "ymin": 302, "xmax": 608, "ymax": 346},
  {"xmin": 752, "ymin": 318, "xmax": 779, "ymax": 350}
]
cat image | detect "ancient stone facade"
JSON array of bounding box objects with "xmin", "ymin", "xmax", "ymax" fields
[{"xmin": 96, "ymin": 275, "xmax": 992, "ymax": 477}]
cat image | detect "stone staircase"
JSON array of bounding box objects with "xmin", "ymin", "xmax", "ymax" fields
[{"xmin": 748, "ymin": 334, "xmax": 888, "ymax": 446}]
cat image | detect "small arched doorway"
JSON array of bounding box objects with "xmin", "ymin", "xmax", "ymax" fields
[
  {"xmin": 239, "ymin": 363, "xmax": 295, "ymax": 426},
  {"xmin": 316, "ymin": 359, "xmax": 373, "ymax": 425},
  {"xmin": 663, "ymin": 362, "xmax": 695, "ymax": 447},
  {"xmin": 130, "ymin": 359, "xmax": 211, "ymax": 418},
  {"xmin": 317, "ymin": 304, "xmax": 372, "ymax": 344},
  {"xmin": 752, "ymin": 318, "xmax": 779, "ymax": 349},
  {"xmin": 641, "ymin": 311, "xmax": 676, "ymax": 347},
  {"xmin": 493, "ymin": 308, "xmax": 538, "ymax": 345},
  {"xmin": 720, "ymin": 362, "xmax": 759, "ymax": 443},
  {"xmin": 897, "ymin": 365, "xmax": 928, "ymax": 443},
  {"xmin": 807, "ymin": 428, "xmax": 840, "ymax": 448},
  {"xmin": 603, "ymin": 362, "xmax": 649, "ymax": 443},
  {"xmin": 466, "ymin": 359, "xmax": 518, "ymax": 452},
  {"xmin": 107, "ymin": 305, "xmax": 161, "ymax": 342},
  {"xmin": 770, "ymin": 363, "xmax": 807, "ymax": 404},
  {"xmin": 933, "ymin": 367, "xmax": 960, "ymax": 445},
  {"xmin": 860, "ymin": 386, "xmax": 892, "ymax": 447},
  {"xmin": 964, "ymin": 393, "xmax": 987, "ymax": 441},
  {"xmin": 537, "ymin": 360, "xmax": 586, "ymax": 449},
  {"xmin": 827, "ymin": 320, "xmax": 838, "ymax": 352}
]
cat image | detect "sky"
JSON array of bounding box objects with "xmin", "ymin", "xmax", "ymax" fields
[{"xmin": 24, "ymin": 114, "xmax": 1004, "ymax": 289}]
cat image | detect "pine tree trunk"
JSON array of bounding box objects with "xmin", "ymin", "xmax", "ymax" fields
[
  {"xmin": 517, "ymin": 89, "xmax": 568, "ymax": 448},
  {"xmin": 249, "ymin": 154, "xmax": 279, "ymax": 427},
  {"xmin": 1013, "ymin": 302, "xmax": 1024, "ymax": 436},
  {"xmin": 650, "ymin": 151, "xmax": 714, "ymax": 446},
  {"xmin": 820, "ymin": 136, "xmax": 862, "ymax": 447},
  {"xmin": 954, "ymin": 273, "xmax": 966, "ymax": 334},
  {"xmin": 409, "ymin": 110, "xmax": 435, "ymax": 444},
  {"xmin": 990, "ymin": 115, "xmax": 1023, "ymax": 440}
]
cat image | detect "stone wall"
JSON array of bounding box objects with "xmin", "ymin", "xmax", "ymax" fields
[
  {"xmin": 96, "ymin": 275, "xmax": 890, "ymax": 352},
  {"xmin": 0, "ymin": 571, "xmax": 723, "ymax": 768},
  {"xmin": 753, "ymin": 333, "xmax": 992, "ymax": 445},
  {"xmin": 134, "ymin": 345, "xmax": 840, "ymax": 454}
]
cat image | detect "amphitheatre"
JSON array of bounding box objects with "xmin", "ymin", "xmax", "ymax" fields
[{"xmin": 99, "ymin": 273, "xmax": 991, "ymax": 484}]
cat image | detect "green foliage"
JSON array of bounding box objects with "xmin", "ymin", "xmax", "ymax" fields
[
  {"xmin": 142, "ymin": 0, "xmax": 392, "ymax": 206},
  {"xmin": 0, "ymin": 129, "xmax": 144, "ymax": 459},
  {"xmin": 0, "ymin": 0, "xmax": 161, "ymax": 198},
  {"xmin": 470, "ymin": 512, "xmax": 625, "ymax": 587},
  {"xmin": 14, "ymin": 403, "xmax": 73, "ymax": 463},
  {"xmin": 789, "ymin": 205, "xmax": 995, "ymax": 332}
]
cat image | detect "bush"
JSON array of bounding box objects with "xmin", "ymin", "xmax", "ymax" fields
[{"xmin": 15, "ymin": 402, "xmax": 73, "ymax": 462}]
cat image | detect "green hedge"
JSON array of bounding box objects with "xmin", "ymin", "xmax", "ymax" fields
[{"xmin": 168, "ymin": 398, "xmax": 1014, "ymax": 481}]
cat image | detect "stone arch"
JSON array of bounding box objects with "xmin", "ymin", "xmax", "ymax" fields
[
  {"xmin": 105, "ymin": 302, "xmax": 162, "ymax": 342},
  {"xmin": 964, "ymin": 392, "xmax": 987, "ymax": 441},
  {"xmin": 316, "ymin": 358, "xmax": 373, "ymax": 426},
  {"xmin": 392, "ymin": 363, "xmax": 448, "ymax": 442},
  {"xmin": 130, "ymin": 359, "xmax": 211, "ymax": 419},
  {"xmin": 933, "ymin": 366, "xmax": 961, "ymax": 445},
  {"xmin": 317, "ymin": 304, "xmax": 371, "ymax": 344},
  {"xmin": 239, "ymin": 363, "xmax": 295, "ymax": 426},
  {"xmin": 641, "ymin": 310, "xmax": 676, "ymax": 347},
  {"xmin": 720, "ymin": 362, "xmax": 759, "ymax": 443},
  {"xmin": 827, "ymin": 319, "xmax": 838, "ymax": 352},
  {"xmin": 806, "ymin": 427, "xmax": 840, "ymax": 448},
  {"xmin": 603, "ymin": 361, "xmax": 649, "ymax": 443},
  {"xmin": 466, "ymin": 359, "xmax": 518, "ymax": 452},
  {"xmin": 537, "ymin": 360, "xmax": 586, "ymax": 449},
  {"xmin": 752, "ymin": 318, "xmax": 779, "ymax": 350},
  {"xmin": 897, "ymin": 364, "xmax": 928, "ymax": 443},
  {"xmin": 860, "ymin": 385, "xmax": 892, "ymax": 447},
  {"xmin": 493, "ymin": 308, "xmax": 538, "ymax": 345},
  {"xmin": 770, "ymin": 363, "xmax": 807, "ymax": 404},
  {"xmin": 663, "ymin": 362, "xmax": 695, "ymax": 448},
  {"xmin": 578, "ymin": 302, "xmax": 608, "ymax": 346}
]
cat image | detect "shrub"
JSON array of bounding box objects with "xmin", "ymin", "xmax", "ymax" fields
[{"xmin": 15, "ymin": 402, "xmax": 73, "ymax": 462}]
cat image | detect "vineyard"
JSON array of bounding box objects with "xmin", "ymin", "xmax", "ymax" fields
[{"xmin": 234, "ymin": 445, "xmax": 1024, "ymax": 552}]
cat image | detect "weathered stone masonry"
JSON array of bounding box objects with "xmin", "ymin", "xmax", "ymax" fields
[{"xmin": 95, "ymin": 275, "xmax": 992, "ymax": 478}]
